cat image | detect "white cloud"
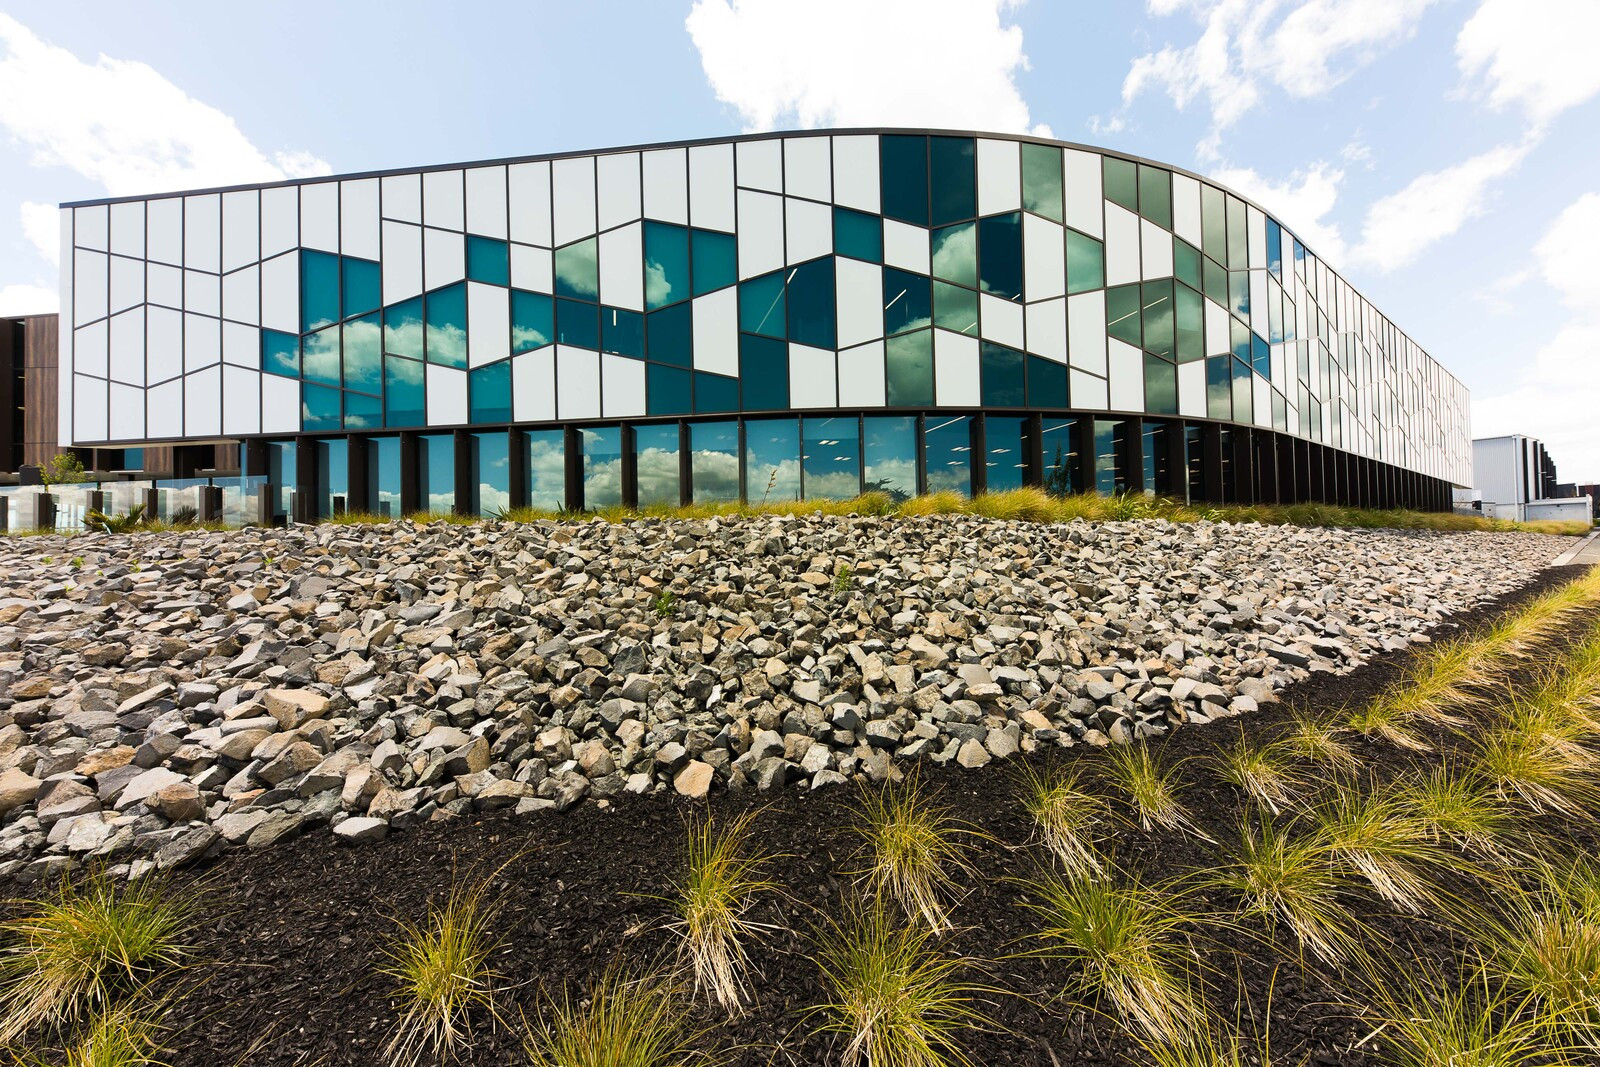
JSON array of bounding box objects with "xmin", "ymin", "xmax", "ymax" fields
[
  {"xmin": 0, "ymin": 283, "xmax": 57, "ymax": 316},
  {"xmin": 1457, "ymin": 0, "xmax": 1600, "ymax": 125},
  {"xmin": 0, "ymin": 14, "xmax": 329, "ymax": 196},
  {"xmin": 19, "ymin": 201, "xmax": 57, "ymax": 265},
  {"xmin": 1209, "ymin": 161, "xmax": 1347, "ymax": 261},
  {"xmin": 1532, "ymin": 192, "xmax": 1600, "ymax": 312},
  {"xmin": 686, "ymin": 0, "xmax": 1051, "ymax": 136}
]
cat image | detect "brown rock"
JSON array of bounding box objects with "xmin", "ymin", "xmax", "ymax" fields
[{"xmin": 673, "ymin": 760, "xmax": 714, "ymax": 799}]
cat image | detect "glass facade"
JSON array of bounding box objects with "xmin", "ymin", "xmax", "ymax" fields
[
  {"xmin": 367, "ymin": 436, "xmax": 401, "ymax": 518},
  {"xmin": 418, "ymin": 434, "xmax": 455, "ymax": 512},
  {"xmin": 635, "ymin": 424, "xmax": 681, "ymax": 508},
  {"xmin": 582, "ymin": 426, "xmax": 623, "ymax": 509},
  {"xmin": 923, "ymin": 415, "xmax": 972, "ymax": 495},
  {"xmin": 469, "ymin": 432, "xmax": 510, "ymax": 516}
]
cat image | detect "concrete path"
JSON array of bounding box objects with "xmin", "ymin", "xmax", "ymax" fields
[{"xmin": 1553, "ymin": 529, "xmax": 1600, "ymax": 566}]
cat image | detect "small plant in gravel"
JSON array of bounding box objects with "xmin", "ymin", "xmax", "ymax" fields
[
  {"xmin": 1211, "ymin": 734, "xmax": 1301, "ymax": 814},
  {"xmin": 377, "ymin": 871, "xmax": 503, "ymax": 1067},
  {"xmin": 1311, "ymin": 788, "xmax": 1441, "ymax": 913},
  {"xmin": 810, "ymin": 902, "xmax": 993, "ymax": 1067},
  {"xmin": 0, "ymin": 869, "xmax": 191, "ymax": 1045},
  {"xmin": 1098, "ymin": 743, "xmax": 1199, "ymax": 836},
  {"xmin": 1015, "ymin": 866, "xmax": 1199, "ymax": 1043},
  {"xmin": 1279, "ymin": 708, "xmax": 1360, "ymax": 775},
  {"xmin": 833, "ymin": 563, "xmax": 854, "ymax": 596},
  {"xmin": 667, "ymin": 810, "xmax": 780, "ymax": 1014},
  {"xmin": 851, "ymin": 775, "xmax": 978, "ymax": 934},
  {"xmin": 650, "ymin": 590, "xmax": 676, "ymax": 619},
  {"xmin": 1018, "ymin": 763, "xmax": 1107, "ymax": 880},
  {"xmin": 524, "ymin": 966, "xmax": 720, "ymax": 1067}
]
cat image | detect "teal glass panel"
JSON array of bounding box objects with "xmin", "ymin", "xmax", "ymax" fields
[
  {"xmin": 1022, "ymin": 143, "xmax": 1063, "ymax": 222},
  {"xmin": 367, "ymin": 436, "xmax": 402, "ymax": 518},
  {"xmin": 1174, "ymin": 240, "xmax": 1202, "ymax": 292},
  {"xmin": 932, "ymin": 281, "xmax": 978, "ymax": 334},
  {"xmin": 1066, "ymin": 231, "xmax": 1104, "ymax": 295},
  {"xmin": 344, "ymin": 391, "xmax": 382, "ymax": 430},
  {"xmin": 863, "ymin": 416, "xmax": 917, "ymax": 500},
  {"xmin": 384, "ymin": 297, "xmax": 424, "ymax": 360},
  {"xmin": 426, "ymin": 283, "xmax": 468, "ymax": 367},
  {"xmin": 315, "ymin": 439, "xmax": 348, "ymax": 519},
  {"xmin": 511, "ymin": 290, "xmax": 553, "ymax": 353},
  {"xmin": 470, "ymin": 361, "xmax": 512, "ymax": 424},
  {"xmin": 802, "ymin": 416, "xmax": 860, "ymax": 500},
  {"xmin": 418, "ymin": 434, "xmax": 455, "ymax": 513},
  {"xmin": 300, "ymin": 250, "xmax": 340, "ymax": 332},
  {"xmin": 745, "ymin": 418, "xmax": 800, "ymax": 503},
  {"xmin": 466, "ymin": 236, "xmax": 509, "ymax": 286},
  {"xmin": 1266, "ymin": 219, "xmax": 1283, "ymax": 277},
  {"xmin": 634, "ymin": 423, "xmax": 681, "ymax": 508},
  {"xmin": 1231, "ymin": 318, "xmax": 1251, "ymax": 364},
  {"xmin": 302, "ymin": 325, "xmax": 341, "ymax": 387},
  {"xmin": 524, "ymin": 430, "xmax": 565, "ymax": 510},
  {"xmin": 343, "ymin": 313, "xmax": 382, "ymax": 394},
  {"xmin": 786, "ymin": 257, "xmax": 835, "ymax": 349},
  {"xmin": 1103, "ymin": 158, "xmax": 1138, "ymax": 213},
  {"xmin": 980, "ymin": 343, "xmax": 1024, "ymax": 407},
  {"xmin": 883, "ymin": 268, "xmax": 931, "ymax": 336},
  {"xmin": 554, "ymin": 237, "xmax": 598, "ymax": 301},
  {"xmin": 1144, "ymin": 353, "xmax": 1177, "ymax": 415},
  {"xmin": 342, "ymin": 258, "xmax": 381, "ymax": 319},
  {"xmin": 1293, "ymin": 236, "xmax": 1306, "ymax": 278},
  {"xmin": 302, "ymin": 383, "xmax": 341, "ymax": 432},
  {"xmin": 880, "ymin": 135, "xmax": 928, "ymax": 227},
  {"xmin": 1201, "ymin": 184, "xmax": 1226, "ymax": 264},
  {"xmin": 1137, "ymin": 166, "xmax": 1172, "ymax": 229},
  {"xmin": 1252, "ymin": 335, "xmax": 1270, "ymax": 378},
  {"xmin": 738, "ymin": 271, "xmax": 786, "ymax": 337},
  {"xmin": 469, "ymin": 431, "xmax": 511, "ymax": 516},
  {"xmin": 1228, "ymin": 271, "xmax": 1250, "ymax": 320},
  {"xmin": 1203, "ymin": 257, "xmax": 1227, "ymax": 306},
  {"xmin": 1206, "ymin": 355, "xmax": 1231, "ymax": 420},
  {"xmin": 931, "ymin": 222, "xmax": 977, "ymax": 287},
  {"xmin": 834, "ymin": 208, "xmax": 882, "ymax": 262},
  {"xmin": 929, "ymin": 136, "xmax": 976, "ymax": 226},
  {"xmin": 1042, "ymin": 418, "xmax": 1079, "ymax": 497},
  {"xmin": 691, "ymin": 229, "xmax": 736, "ymax": 296},
  {"xmin": 646, "ymin": 303, "xmax": 693, "ymax": 366},
  {"xmin": 694, "ymin": 371, "xmax": 738, "ymax": 414},
  {"xmin": 1142, "ymin": 280, "xmax": 1174, "ymax": 360},
  {"xmin": 556, "ymin": 298, "xmax": 600, "ymax": 349},
  {"xmin": 263, "ymin": 330, "xmax": 299, "ymax": 377},
  {"xmin": 984, "ymin": 415, "xmax": 1026, "ymax": 493},
  {"xmin": 601, "ymin": 307, "xmax": 644, "ymax": 358},
  {"xmin": 644, "ymin": 222, "xmax": 691, "ymax": 310},
  {"xmin": 924, "ymin": 415, "xmax": 972, "ymax": 495},
  {"xmin": 1175, "ymin": 283, "xmax": 1204, "ymax": 364},
  {"xmin": 978, "ymin": 213, "xmax": 1023, "ymax": 300},
  {"xmin": 581, "ymin": 426, "xmax": 623, "ymax": 509},
  {"xmin": 689, "ymin": 420, "xmax": 739, "ymax": 502},
  {"xmin": 1094, "ymin": 419, "xmax": 1123, "ymax": 494},
  {"xmin": 884, "ymin": 329, "xmax": 933, "ymax": 407},
  {"xmin": 1106, "ymin": 285, "xmax": 1142, "ymax": 348},
  {"xmin": 122, "ymin": 448, "xmax": 144, "ymax": 470},
  {"xmin": 1226, "ymin": 195, "xmax": 1248, "ymax": 270},
  {"xmin": 385, "ymin": 357, "xmax": 426, "ymax": 428},
  {"xmin": 1232, "ymin": 356, "xmax": 1252, "ymax": 420},
  {"xmin": 1027, "ymin": 355, "xmax": 1067, "ymax": 408},
  {"xmin": 266, "ymin": 440, "xmax": 295, "ymax": 518},
  {"xmin": 647, "ymin": 363, "xmax": 692, "ymax": 415},
  {"xmin": 739, "ymin": 334, "xmax": 789, "ymax": 411}
]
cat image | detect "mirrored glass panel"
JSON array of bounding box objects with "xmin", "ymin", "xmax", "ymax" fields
[
  {"xmin": 739, "ymin": 335, "xmax": 788, "ymax": 410},
  {"xmin": 384, "ymin": 297, "xmax": 424, "ymax": 360},
  {"xmin": 1144, "ymin": 353, "xmax": 1177, "ymax": 415},
  {"xmin": 884, "ymin": 329, "xmax": 933, "ymax": 407},
  {"xmin": 980, "ymin": 342, "xmax": 1024, "ymax": 407},
  {"xmin": 470, "ymin": 361, "xmax": 512, "ymax": 423},
  {"xmin": 470, "ymin": 431, "xmax": 510, "ymax": 516},
  {"xmin": 301, "ymin": 250, "xmax": 340, "ymax": 332},
  {"xmin": 302, "ymin": 383, "xmax": 340, "ymax": 432},
  {"xmin": 418, "ymin": 433, "xmax": 455, "ymax": 513},
  {"xmin": 302, "ymin": 325, "xmax": 340, "ymax": 387},
  {"xmin": 524, "ymin": 429, "xmax": 565, "ymax": 511},
  {"xmin": 1041, "ymin": 418, "xmax": 1080, "ymax": 496},
  {"xmin": 834, "ymin": 208, "xmax": 882, "ymax": 262},
  {"xmin": 581, "ymin": 426, "xmax": 623, "ymax": 509},
  {"xmin": 385, "ymin": 357, "xmax": 425, "ymax": 428},
  {"xmin": 646, "ymin": 303, "xmax": 692, "ymax": 366},
  {"xmin": 511, "ymin": 291, "xmax": 553, "ymax": 353},
  {"xmin": 739, "ymin": 272, "xmax": 786, "ymax": 338},
  {"xmin": 634, "ymin": 423, "xmax": 681, "ymax": 508},
  {"xmin": 694, "ymin": 371, "xmax": 738, "ymax": 414},
  {"xmin": 556, "ymin": 298, "xmax": 600, "ymax": 349},
  {"xmin": 1022, "ymin": 143, "xmax": 1063, "ymax": 222},
  {"xmin": 1094, "ymin": 419, "xmax": 1124, "ymax": 494},
  {"xmin": 690, "ymin": 420, "xmax": 739, "ymax": 502},
  {"xmin": 883, "ymin": 269, "xmax": 931, "ymax": 336},
  {"xmin": 1142, "ymin": 281, "xmax": 1173, "ymax": 360},
  {"xmin": 345, "ymin": 392, "xmax": 381, "ymax": 431},
  {"xmin": 368, "ymin": 436, "xmax": 401, "ymax": 519},
  {"xmin": 863, "ymin": 416, "xmax": 917, "ymax": 501},
  {"xmin": 426, "ymin": 283, "xmax": 468, "ymax": 367},
  {"xmin": 802, "ymin": 416, "xmax": 860, "ymax": 500},
  {"xmin": 645, "ymin": 222, "xmax": 691, "ymax": 309},
  {"xmin": 923, "ymin": 415, "xmax": 972, "ymax": 495},
  {"xmin": 466, "ymin": 236, "xmax": 509, "ymax": 286},
  {"xmin": 1028, "ymin": 355, "xmax": 1067, "ymax": 408},
  {"xmin": 930, "ymin": 137, "xmax": 976, "ymax": 226},
  {"xmin": 602, "ymin": 307, "xmax": 644, "ymax": 358},
  {"xmin": 931, "ymin": 222, "xmax": 977, "ymax": 288},
  {"xmin": 263, "ymin": 329, "xmax": 299, "ymax": 377},
  {"xmin": 984, "ymin": 415, "xmax": 1027, "ymax": 493},
  {"xmin": 1066, "ymin": 231, "xmax": 1104, "ymax": 295},
  {"xmin": 343, "ymin": 314, "xmax": 382, "ymax": 394},
  {"xmin": 978, "ymin": 213, "xmax": 1023, "ymax": 300},
  {"xmin": 1137, "ymin": 166, "xmax": 1172, "ymax": 229},
  {"xmin": 745, "ymin": 417, "xmax": 800, "ymax": 503},
  {"xmin": 648, "ymin": 363, "xmax": 691, "ymax": 416},
  {"xmin": 691, "ymin": 229, "xmax": 736, "ymax": 296},
  {"xmin": 1206, "ymin": 354, "xmax": 1232, "ymax": 420},
  {"xmin": 933, "ymin": 281, "xmax": 978, "ymax": 334},
  {"xmin": 880, "ymin": 135, "xmax": 928, "ymax": 227},
  {"xmin": 316, "ymin": 438, "xmax": 348, "ymax": 519},
  {"xmin": 786, "ymin": 257, "xmax": 836, "ymax": 349},
  {"xmin": 1103, "ymin": 157, "xmax": 1138, "ymax": 213},
  {"xmin": 343, "ymin": 258, "xmax": 381, "ymax": 319},
  {"xmin": 554, "ymin": 237, "xmax": 599, "ymax": 301},
  {"xmin": 267, "ymin": 440, "xmax": 296, "ymax": 519}
]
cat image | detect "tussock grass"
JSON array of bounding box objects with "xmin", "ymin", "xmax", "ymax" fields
[
  {"xmin": 1211, "ymin": 814, "xmax": 1366, "ymax": 965},
  {"xmin": 0, "ymin": 870, "xmax": 191, "ymax": 1045},
  {"xmin": 668, "ymin": 810, "xmax": 779, "ymax": 1013},
  {"xmin": 851, "ymin": 776, "xmax": 978, "ymax": 934},
  {"xmin": 1211, "ymin": 735, "xmax": 1302, "ymax": 814},
  {"xmin": 524, "ymin": 966, "xmax": 719, "ymax": 1067},
  {"xmin": 1311, "ymin": 789, "xmax": 1441, "ymax": 913},
  {"xmin": 377, "ymin": 870, "xmax": 503, "ymax": 1067},
  {"xmin": 1018, "ymin": 763, "xmax": 1107, "ymax": 880},
  {"xmin": 1016, "ymin": 866, "xmax": 1199, "ymax": 1042},
  {"xmin": 1392, "ymin": 765, "xmax": 1516, "ymax": 858},
  {"xmin": 1098, "ymin": 744, "xmax": 1199, "ymax": 836},
  {"xmin": 810, "ymin": 903, "xmax": 993, "ymax": 1067},
  {"xmin": 1481, "ymin": 859, "xmax": 1600, "ymax": 1049},
  {"xmin": 1279, "ymin": 708, "xmax": 1361, "ymax": 775},
  {"xmin": 17, "ymin": 1004, "xmax": 164, "ymax": 1067},
  {"xmin": 1367, "ymin": 963, "xmax": 1575, "ymax": 1067}
]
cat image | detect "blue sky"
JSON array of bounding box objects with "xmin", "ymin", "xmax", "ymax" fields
[{"xmin": 0, "ymin": 0, "xmax": 1595, "ymax": 477}]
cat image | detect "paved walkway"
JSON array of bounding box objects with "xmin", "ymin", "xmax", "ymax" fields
[{"xmin": 1553, "ymin": 530, "xmax": 1600, "ymax": 566}]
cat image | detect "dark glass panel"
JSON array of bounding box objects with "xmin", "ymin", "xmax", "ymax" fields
[
  {"xmin": 342, "ymin": 258, "xmax": 381, "ymax": 319},
  {"xmin": 385, "ymin": 356, "xmax": 426, "ymax": 428},
  {"xmin": 738, "ymin": 271, "xmax": 786, "ymax": 338},
  {"xmin": 931, "ymin": 222, "xmax": 977, "ymax": 287},
  {"xmin": 1200, "ymin": 184, "xmax": 1226, "ymax": 264},
  {"xmin": 883, "ymin": 268, "xmax": 932, "ymax": 336},
  {"xmin": 266, "ymin": 440, "xmax": 295, "ymax": 518},
  {"xmin": 980, "ymin": 342, "xmax": 1024, "ymax": 407},
  {"xmin": 300, "ymin": 250, "xmax": 340, "ymax": 332},
  {"xmin": 384, "ymin": 297, "xmax": 425, "ymax": 360},
  {"xmin": 691, "ymin": 229, "xmax": 736, "ymax": 296},
  {"xmin": 263, "ymin": 329, "xmax": 299, "ymax": 377},
  {"xmin": 343, "ymin": 313, "xmax": 382, "ymax": 394},
  {"xmin": 426, "ymin": 283, "xmax": 468, "ymax": 368},
  {"xmin": 1066, "ymin": 230, "xmax": 1105, "ymax": 295},
  {"xmin": 646, "ymin": 303, "xmax": 693, "ymax": 366},
  {"xmin": 1137, "ymin": 165, "xmax": 1172, "ymax": 229},
  {"xmin": 555, "ymin": 297, "xmax": 600, "ymax": 349},
  {"xmin": 344, "ymin": 391, "xmax": 381, "ymax": 430},
  {"xmin": 689, "ymin": 420, "xmax": 739, "ymax": 502},
  {"xmin": 580, "ymin": 426, "xmax": 623, "ymax": 510},
  {"xmin": 745, "ymin": 417, "xmax": 800, "ymax": 503},
  {"xmin": 367, "ymin": 437, "xmax": 401, "ymax": 518},
  {"xmin": 880, "ymin": 135, "xmax": 928, "ymax": 227},
  {"xmin": 315, "ymin": 439, "xmax": 348, "ymax": 519},
  {"xmin": 884, "ymin": 329, "xmax": 933, "ymax": 407},
  {"xmin": 511, "ymin": 290, "xmax": 553, "ymax": 353},
  {"xmin": 466, "ymin": 236, "xmax": 509, "ymax": 286},
  {"xmin": 1206, "ymin": 354, "xmax": 1232, "ymax": 420},
  {"xmin": 932, "ymin": 280, "xmax": 978, "ymax": 334},
  {"xmin": 302, "ymin": 382, "xmax": 341, "ymax": 432},
  {"xmin": 694, "ymin": 371, "xmax": 738, "ymax": 413},
  {"xmin": 1141, "ymin": 280, "xmax": 1174, "ymax": 360},
  {"xmin": 1041, "ymin": 418, "xmax": 1079, "ymax": 496},
  {"xmin": 1093, "ymin": 418, "xmax": 1122, "ymax": 494},
  {"xmin": 469, "ymin": 431, "xmax": 511, "ymax": 516},
  {"xmin": 1251, "ymin": 334, "xmax": 1270, "ymax": 378},
  {"xmin": 1142, "ymin": 422, "xmax": 1171, "ymax": 495},
  {"xmin": 554, "ymin": 237, "xmax": 598, "ymax": 301},
  {"xmin": 1203, "ymin": 256, "xmax": 1227, "ymax": 306},
  {"xmin": 786, "ymin": 257, "xmax": 836, "ymax": 349},
  {"xmin": 923, "ymin": 415, "xmax": 972, "ymax": 495},
  {"xmin": 1144, "ymin": 353, "xmax": 1177, "ymax": 415},
  {"xmin": 1021, "ymin": 143, "xmax": 1063, "ymax": 222},
  {"xmin": 1103, "ymin": 157, "xmax": 1138, "ymax": 213},
  {"xmin": 1028, "ymin": 355, "xmax": 1067, "ymax": 407},
  {"xmin": 1106, "ymin": 284, "xmax": 1142, "ymax": 348},
  {"xmin": 739, "ymin": 334, "xmax": 789, "ymax": 410},
  {"xmin": 802, "ymin": 416, "xmax": 861, "ymax": 500},
  {"xmin": 524, "ymin": 430, "xmax": 565, "ymax": 510},
  {"xmin": 984, "ymin": 415, "xmax": 1027, "ymax": 492},
  {"xmin": 1174, "ymin": 240, "xmax": 1202, "ymax": 292},
  {"xmin": 647, "ymin": 363, "xmax": 692, "ymax": 415},
  {"xmin": 1175, "ymin": 282, "xmax": 1204, "ymax": 364},
  {"xmin": 1226, "ymin": 194, "xmax": 1248, "ymax": 269},
  {"xmin": 929, "ymin": 136, "xmax": 976, "ymax": 226},
  {"xmin": 644, "ymin": 222, "xmax": 691, "ymax": 310},
  {"xmin": 978, "ymin": 212, "xmax": 1023, "ymax": 299},
  {"xmin": 602, "ymin": 307, "xmax": 644, "ymax": 358},
  {"xmin": 470, "ymin": 361, "xmax": 512, "ymax": 424},
  {"xmin": 863, "ymin": 416, "xmax": 917, "ymax": 501},
  {"xmin": 302, "ymin": 325, "xmax": 341, "ymax": 387},
  {"xmin": 634, "ymin": 423, "xmax": 681, "ymax": 508},
  {"xmin": 834, "ymin": 208, "xmax": 883, "ymax": 262}
]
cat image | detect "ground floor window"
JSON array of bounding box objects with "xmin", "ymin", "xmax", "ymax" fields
[
  {"xmin": 691, "ymin": 421, "xmax": 739, "ymax": 503},
  {"xmin": 367, "ymin": 436, "xmax": 401, "ymax": 517},
  {"xmin": 984, "ymin": 416, "xmax": 1028, "ymax": 493},
  {"xmin": 923, "ymin": 415, "xmax": 972, "ymax": 496},
  {"xmin": 582, "ymin": 426, "xmax": 623, "ymax": 510},
  {"xmin": 316, "ymin": 439, "xmax": 348, "ymax": 518},
  {"xmin": 635, "ymin": 424, "xmax": 680, "ymax": 508},
  {"xmin": 469, "ymin": 432, "xmax": 510, "ymax": 516},
  {"xmin": 525, "ymin": 430, "xmax": 565, "ymax": 511}
]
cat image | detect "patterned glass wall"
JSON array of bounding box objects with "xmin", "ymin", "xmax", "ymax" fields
[{"xmin": 58, "ymin": 131, "xmax": 1471, "ymax": 486}]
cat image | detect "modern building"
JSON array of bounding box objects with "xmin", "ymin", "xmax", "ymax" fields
[
  {"xmin": 53, "ymin": 129, "xmax": 1471, "ymax": 522},
  {"xmin": 1466, "ymin": 434, "xmax": 1590, "ymax": 523}
]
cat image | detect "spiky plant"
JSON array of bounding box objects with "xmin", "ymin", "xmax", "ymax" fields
[
  {"xmin": 1346, "ymin": 697, "xmax": 1431, "ymax": 752},
  {"xmin": 1392, "ymin": 766, "xmax": 1515, "ymax": 858},
  {"xmin": 1098, "ymin": 744, "xmax": 1199, "ymax": 836},
  {"xmin": 1311, "ymin": 788, "xmax": 1440, "ymax": 913},
  {"xmin": 1471, "ymin": 718, "xmax": 1599, "ymax": 817},
  {"xmin": 851, "ymin": 776, "xmax": 977, "ymax": 933},
  {"xmin": 1211, "ymin": 735, "xmax": 1302, "ymax": 814},
  {"xmin": 16, "ymin": 1004, "xmax": 164, "ymax": 1067},
  {"xmin": 1370, "ymin": 962, "xmax": 1580, "ymax": 1067},
  {"xmin": 1279, "ymin": 708, "xmax": 1361, "ymax": 775},
  {"xmin": 1483, "ymin": 858, "xmax": 1600, "ymax": 1051},
  {"xmin": 525, "ymin": 965, "xmax": 720, "ymax": 1067},
  {"xmin": 667, "ymin": 810, "xmax": 779, "ymax": 1013},
  {"xmin": 1018, "ymin": 763, "xmax": 1107, "ymax": 880}
]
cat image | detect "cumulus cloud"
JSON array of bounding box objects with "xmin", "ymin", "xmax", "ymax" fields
[
  {"xmin": 1209, "ymin": 161, "xmax": 1347, "ymax": 261},
  {"xmin": 1457, "ymin": 0, "xmax": 1600, "ymax": 125},
  {"xmin": 18, "ymin": 201, "xmax": 57, "ymax": 265},
  {"xmin": 685, "ymin": 0, "xmax": 1051, "ymax": 136},
  {"xmin": 0, "ymin": 283, "xmax": 57, "ymax": 316},
  {"xmin": 1531, "ymin": 192, "xmax": 1600, "ymax": 312}
]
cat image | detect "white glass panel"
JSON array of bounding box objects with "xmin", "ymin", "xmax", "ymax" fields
[
  {"xmin": 426, "ymin": 363, "xmax": 468, "ymax": 425},
  {"xmin": 222, "ymin": 320, "xmax": 258, "ymax": 369},
  {"xmin": 381, "ymin": 221, "xmax": 423, "ymax": 304},
  {"xmin": 641, "ymin": 148, "xmax": 688, "ymax": 224},
  {"xmin": 1205, "ymin": 297, "xmax": 1229, "ymax": 355},
  {"xmin": 74, "ymin": 320, "xmax": 107, "ymax": 377},
  {"xmin": 552, "ymin": 156, "xmax": 597, "ymax": 245},
  {"xmin": 73, "ymin": 375, "xmax": 108, "ymax": 442},
  {"xmin": 148, "ymin": 263, "xmax": 181, "ymax": 309},
  {"xmin": 831, "ymin": 134, "xmax": 880, "ymax": 213},
  {"xmin": 108, "ymin": 308, "xmax": 145, "ymax": 385},
  {"xmin": 979, "ymin": 293, "xmax": 1024, "ymax": 348},
  {"xmin": 146, "ymin": 377, "xmax": 182, "ymax": 438},
  {"xmin": 109, "ymin": 201, "xmax": 144, "ymax": 258},
  {"xmin": 181, "ymin": 194, "xmax": 221, "ymax": 272},
  {"xmin": 340, "ymin": 178, "xmax": 381, "ymax": 259},
  {"xmin": 1140, "ymin": 219, "xmax": 1173, "ymax": 281},
  {"xmin": 595, "ymin": 153, "xmax": 641, "ymax": 231},
  {"xmin": 785, "ymin": 197, "xmax": 831, "ymax": 264},
  {"xmin": 735, "ymin": 190, "xmax": 784, "ymax": 279},
  {"xmin": 147, "ymin": 197, "xmax": 184, "ymax": 265},
  {"xmin": 465, "ymin": 166, "xmax": 509, "ymax": 238},
  {"xmin": 508, "ymin": 161, "xmax": 552, "ymax": 246},
  {"xmin": 423, "ymin": 227, "xmax": 465, "ymax": 290},
  {"xmin": 73, "ymin": 249, "xmax": 107, "ymax": 326},
  {"xmin": 788, "ymin": 343, "xmax": 837, "ymax": 409},
  {"xmin": 1022, "ymin": 214, "xmax": 1065, "ymax": 301},
  {"xmin": 74, "ymin": 204, "xmax": 108, "ymax": 251},
  {"xmin": 222, "ymin": 264, "xmax": 259, "ymax": 324},
  {"xmin": 1063, "ymin": 149, "xmax": 1103, "ymax": 238},
  {"xmin": 835, "ymin": 258, "xmax": 883, "ymax": 349},
  {"xmin": 184, "ymin": 365, "xmax": 221, "ymax": 436},
  {"xmin": 1070, "ymin": 369, "xmax": 1108, "ymax": 410},
  {"xmin": 1067, "ymin": 290, "xmax": 1106, "ymax": 375},
  {"xmin": 1107, "ymin": 338, "xmax": 1144, "ymax": 412},
  {"xmin": 467, "ymin": 281, "xmax": 510, "ymax": 368},
  {"xmin": 601, "ymin": 352, "xmax": 646, "ymax": 417},
  {"xmin": 261, "ymin": 372, "xmax": 298, "ymax": 434},
  {"xmin": 221, "ymin": 190, "xmax": 259, "ymax": 272},
  {"xmin": 382, "ymin": 172, "xmax": 422, "ymax": 223},
  {"xmin": 222, "ymin": 365, "xmax": 261, "ymax": 435},
  {"xmin": 184, "ymin": 270, "xmax": 220, "ymax": 317},
  {"xmin": 934, "ymin": 329, "xmax": 980, "ymax": 406},
  {"xmin": 109, "ymin": 382, "xmax": 145, "ymax": 441},
  {"xmin": 1178, "ymin": 360, "xmax": 1206, "ymax": 417},
  {"xmin": 109, "ymin": 255, "xmax": 144, "ymax": 314},
  {"xmin": 259, "ymin": 251, "xmax": 298, "ymax": 334},
  {"xmin": 1254, "ymin": 373, "xmax": 1272, "ymax": 427},
  {"xmin": 513, "ymin": 348, "xmax": 557, "ymax": 423},
  {"xmin": 598, "ymin": 222, "xmax": 643, "ymax": 311},
  {"xmin": 783, "ymin": 136, "xmax": 831, "ymax": 202},
  {"xmin": 423, "ymin": 169, "xmax": 465, "ymax": 231},
  {"xmin": 691, "ymin": 287, "xmax": 738, "ymax": 376},
  {"xmin": 1104, "ymin": 203, "xmax": 1140, "ymax": 286},
  {"xmin": 882, "ymin": 220, "xmax": 930, "ymax": 275},
  {"xmin": 1025, "ymin": 297, "xmax": 1066, "ymax": 363},
  {"xmin": 555, "ymin": 346, "xmax": 600, "ymax": 420},
  {"xmin": 510, "ymin": 243, "xmax": 554, "ymax": 293},
  {"xmin": 259, "ymin": 187, "xmax": 298, "ymax": 258},
  {"xmin": 299, "ymin": 183, "xmax": 339, "ymax": 253},
  {"xmin": 837, "ymin": 339, "xmax": 886, "ymax": 407},
  {"xmin": 736, "ymin": 138, "xmax": 783, "ymax": 192},
  {"xmin": 688, "ymin": 143, "xmax": 735, "ymax": 232},
  {"xmin": 1172, "ymin": 173, "xmax": 1201, "ymax": 247},
  {"xmin": 183, "ymin": 313, "xmax": 220, "ymax": 371},
  {"xmin": 977, "ymin": 138, "xmax": 1021, "ymax": 215}
]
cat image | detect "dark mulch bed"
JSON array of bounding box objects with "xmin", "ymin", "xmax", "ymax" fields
[{"xmin": 10, "ymin": 564, "xmax": 1595, "ymax": 1066}]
